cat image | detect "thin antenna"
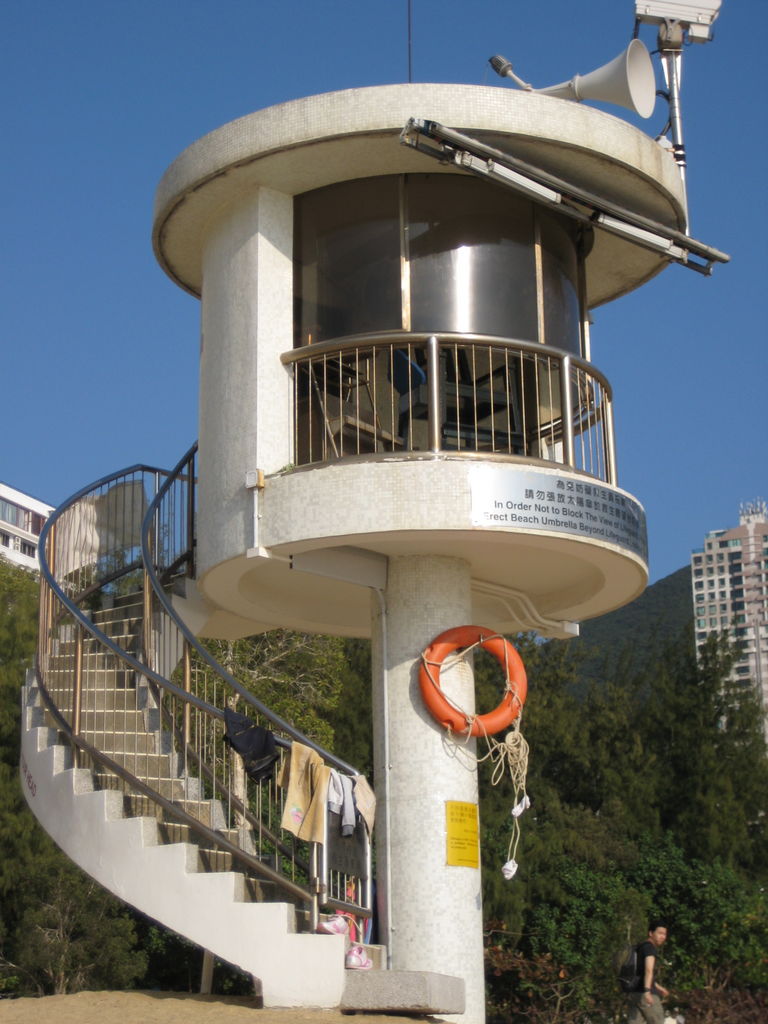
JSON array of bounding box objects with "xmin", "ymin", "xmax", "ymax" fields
[{"xmin": 408, "ymin": 0, "xmax": 413, "ymax": 82}]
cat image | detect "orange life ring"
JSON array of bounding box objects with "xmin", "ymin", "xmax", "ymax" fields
[{"xmin": 418, "ymin": 625, "xmax": 527, "ymax": 738}]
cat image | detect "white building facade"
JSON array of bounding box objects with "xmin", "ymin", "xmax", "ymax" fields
[
  {"xmin": 0, "ymin": 481, "xmax": 53, "ymax": 573},
  {"xmin": 691, "ymin": 500, "xmax": 768, "ymax": 727}
]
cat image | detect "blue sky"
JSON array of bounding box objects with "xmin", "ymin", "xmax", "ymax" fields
[{"xmin": 2, "ymin": 0, "xmax": 764, "ymax": 583}]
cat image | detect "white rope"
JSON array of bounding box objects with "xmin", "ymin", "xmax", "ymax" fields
[{"xmin": 421, "ymin": 637, "xmax": 530, "ymax": 879}]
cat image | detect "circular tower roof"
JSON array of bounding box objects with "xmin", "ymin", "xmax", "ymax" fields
[{"xmin": 153, "ymin": 83, "xmax": 687, "ymax": 309}]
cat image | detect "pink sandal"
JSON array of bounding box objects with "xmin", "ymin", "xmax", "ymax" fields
[
  {"xmin": 317, "ymin": 915, "xmax": 349, "ymax": 935},
  {"xmin": 345, "ymin": 945, "xmax": 373, "ymax": 970}
]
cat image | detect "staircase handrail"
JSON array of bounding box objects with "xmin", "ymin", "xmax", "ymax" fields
[
  {"xmin": 37, "ymin": 465, "xmax": 227, "ymax": 724},
  {"xmin": 33, "ymin": 680, "xmax": 311, "ymax": 902},
  {"xmin": 34, "ymin": 464, "xmax": 314, "ymax": 903},
  {"xmin": 141, "ymin": 442, "xmax": 359, "ymax": 776}
]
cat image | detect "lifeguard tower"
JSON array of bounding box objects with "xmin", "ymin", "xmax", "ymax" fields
[{"xmin": 23, "ymin": 5, "xmax": 726, "ymax": 1022}]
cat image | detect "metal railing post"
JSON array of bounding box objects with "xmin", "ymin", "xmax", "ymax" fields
[
  {"xmin": 45, "ymin": 523, "xmax": 56, "ymax": 651},
  {"xmin": 142, "ymin": 567, "xmax": 153, "ymax": 672},
  {"xmin": 604, "ymin": 394, "xmax": 617, "ymax": 486},
  {"xmin": 310, "ymin": 841, "xmax": 321, "ymax": 933},
  {"xmin": 72, "ymin": 623, "xmax": 84, "ymax": 768},
  {"xmin": 560, "ymin": 355, "xmax": 575, "ymax": 469},
  {"xmin": 182, "ymin": 641, "xmax": 192, "ymax": 751},
  {"xmin": 186, "ymin": 454, "xmax": 196, "ymax": 578},
  {"xmin": 143, "ymin": 475, "xmax": 159, "ymax": 673},
  {"xmin": 426, "ymin": 335, "xmax": 442, "ymax": 453}
]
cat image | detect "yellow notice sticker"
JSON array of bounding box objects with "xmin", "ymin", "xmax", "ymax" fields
[{"xmin": 445, "ymin": 801, "xmax": 479, "ymax": 868}]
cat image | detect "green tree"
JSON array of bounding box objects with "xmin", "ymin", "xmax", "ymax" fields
[
  {"xmin": 202, "ymin": 629, "xmax": 347, "ymax": 749},
  {"xmin": 10, "ymin": 866, "xmax": 146, "ymax": 994},
  {"xmin": 0, "ymin": 557, "xmax": 45, "ymax": 991},
  {"xmin": 640, "ymin": 631, "xmax": 768, "ymax": 876},
  {"xmin": 0, "ymin": 558, "xmax": 39, "ymax": 762},
  {"xmin": 625, "ymin": 834, "xmax": 768, "ymax": 992},
  {"xmin": 479, "ymin": 621, "xmax": 768, "ymax": 1021},
  {"xmin": 526, "ymin": 857, "xmax": 646, "ymax": 1009},
  {"xmin": 330, "ymin": 638, "xmax": 373, "ymax": 776},
  {"xmin": 0, "ymin": 559, "xmax": 149, "ymax": 997}
]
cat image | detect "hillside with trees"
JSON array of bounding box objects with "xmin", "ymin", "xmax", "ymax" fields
[
  {"xmin": 561, "ymin": 564, "xmax": 694, "ymax": 693},
  {"xmin": 1, "ymin": 558, "xmax": 766, "ymax": 1022}
]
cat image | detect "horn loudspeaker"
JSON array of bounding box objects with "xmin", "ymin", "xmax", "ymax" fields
[{"xmin": 536, "ymin": 39, "xmax": 656, "ymax": 119}]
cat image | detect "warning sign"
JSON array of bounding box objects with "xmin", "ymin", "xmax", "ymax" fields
[{"xmin": 445, "ymin": 801, "xmax": 479, "ymax": 868}]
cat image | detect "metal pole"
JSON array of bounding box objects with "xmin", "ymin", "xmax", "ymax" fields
[
  {"xmin": 659, "ymin": 21, "xmax": 688, "ymax": 229},
  {"xmin": 187, "ymin": 452, "xmax": 196, "ymax": 578},
  {"xmin": 426, "ymin": 335, "xmax": 442, "ymax": 453},
  {"xmin": 182, "ymin": 642, "xmax": 192, "ymax": 754},
  {"xmin": 604, "ymin": 393, "xmax": 617, "ymax": 486},
  {"xmin": 72, "ymin": 623, "xmax": 84, "ymax": 768},
  {"xmin": 560, "ymin": 355, "xmax": 575, "ymax": 469},
  {"xmin": 199, "ymin": 950, "xmax": 214, "ymax": 994},
  {"xmin": 142, "ymin": 568, "xmax": 153, "ymax": 672},
  {"xmin": 46, "ymin": 522, "xmax": 56, "ymax": 650},
  {"xmin": 310, "ymin": 841, "xmax": 321, "ymax": 933}
]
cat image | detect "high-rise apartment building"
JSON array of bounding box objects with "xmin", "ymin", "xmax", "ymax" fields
[
  {"xmin": 691, "ymin": 500, "xmax": 768, "ymax": 725},
  {"xmin": 0, "ymin": 481, "xmax": 53, "ymax": 573}
]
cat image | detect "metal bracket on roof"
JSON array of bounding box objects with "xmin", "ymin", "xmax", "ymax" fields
[{"xmin": 400, "ymin": 118, "xmax": 729, "ymax": 275}]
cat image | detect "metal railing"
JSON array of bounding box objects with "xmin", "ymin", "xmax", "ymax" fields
[
  {"xmin": 35, "ymin": 450, "xmax": 371, "ymax": 931},
  {"xmin": 283, "ymin": 332, "xmax": 616, "ymax": 484},
  {"xmin": 143, "ymin": 445, "xmax": 371, "ymax": 921}
]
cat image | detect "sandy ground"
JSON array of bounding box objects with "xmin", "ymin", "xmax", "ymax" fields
[{"xmin": 0, "ymin": 990, "xmax": 448, "ymax": 1024}]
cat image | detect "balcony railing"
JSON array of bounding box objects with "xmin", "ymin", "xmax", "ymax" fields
[{"xmin": 282, "ymin": 333, "xmax": 616, "ymax": 484}]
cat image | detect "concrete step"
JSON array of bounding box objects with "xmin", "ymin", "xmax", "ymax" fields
[
  {"xmin": 93, "ymin": 596, "xmax": 143, "ymax": 617},
  {"xmin": 94, "ymin": 754, "xmax": 177, "ymax": 783},
  {"xmin": 92, "ymin": 602, "xmax": 142, "ymax": 622},
  {"xmin": 55, "ymin": 708, "xmax": 147, "ymax": 733},
  {"xmin": 87, "ymin": 730, "xmax": 159, "ymax": 755},
  {"xmin": 119, "ymin": 789, "xmax": 226, "ymax": 830},
  {"xmin": 152, "ymin": 821, "xmax": 307, "ymax": 908},
  {"xmin": 81, "ymin": 649, "xmax": 139, "ymax": 667},
  {"xmin": 86, "ymin": 617, "xmax": 140, "ymax": 636},
  {"xmin": 50, "ymin": 628, "xmax": 140, "ymax": 654},
  {"xmin": 46, "ymin": 664, "xmax": 137, "ymax": 689},
  {"xmin": 341, "ymin": 969, "xmax": 465, "ymax": 1015},
  {"xmin": 57, "ymin": 688, "xmax": 142, "ymax": 712},
  {"xmin": 87, "ymin": 610, "xmax": 141, "ymax": 634}
]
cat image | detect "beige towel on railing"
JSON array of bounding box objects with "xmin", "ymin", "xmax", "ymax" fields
[
  {"xmin": 353, "ymin": 775, "xmax": 376, "ymax": 835},
  {"xmin": 278, "ymin": 742, "xmax": 330, "ymax": 843}
]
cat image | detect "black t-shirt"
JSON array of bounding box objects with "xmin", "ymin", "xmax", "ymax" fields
[{"xmin": 634, "ymin": 940, "xmax": 658, "ymax": 993}]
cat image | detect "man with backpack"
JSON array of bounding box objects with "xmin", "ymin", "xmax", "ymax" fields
[{"xmin": 626, "ymin": 919, "xmax": 671, "ymax": 1023}]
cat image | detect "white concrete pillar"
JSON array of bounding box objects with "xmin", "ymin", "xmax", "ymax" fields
[
  {"xmin": 372, "ymin": 555, "xmax": 485, "ymax": 1024},
  {"xmin": 197, "ymin": 187, "xmax": 293, "ymax": 577}
]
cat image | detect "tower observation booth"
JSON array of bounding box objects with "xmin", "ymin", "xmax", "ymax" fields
[
  {"xmin": 153, "ymin": 85, "xmax": 673, "ymax": 642},
  {"xmin": 153, "ymin": 82, "xmax": 691, "ymax": 1023},
  {"xmin": 292, "ymin": 172, "xmax": 591, "ymax": 469}
]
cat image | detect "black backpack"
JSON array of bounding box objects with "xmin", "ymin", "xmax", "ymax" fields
[{"xmin": 617, "ymin": 942, "xmax": 640, "ymax": 993}]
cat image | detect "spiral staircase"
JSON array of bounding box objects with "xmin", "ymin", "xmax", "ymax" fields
[{"xmin": 21, "ymin": 445, "xmax": 462, "ymax": 1014}]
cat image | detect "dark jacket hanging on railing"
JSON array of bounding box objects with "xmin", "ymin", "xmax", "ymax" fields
[{"xmin": 223, "ymin": 708, "xmax": 280, "ymax": 782}]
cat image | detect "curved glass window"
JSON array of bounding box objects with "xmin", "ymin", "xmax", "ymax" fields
[
  {"xmin": 406, "ymin": 175, "xmax": 538, "ymax": 340},
  {"xmin": 294, "ymin": 177, "xmax": 400, "ymax": 346},
  {"xmin": 539, "ymin": 212, "xmax": 581, "ymax": 349},
  {"xmin": 294, "ymin": 174, "xmax": 584, "ymax": 353}
]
